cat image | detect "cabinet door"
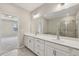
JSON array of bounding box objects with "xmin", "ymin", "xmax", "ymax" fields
[
  {"xmin": 28, "ymin": 37, "xmax": 34, "ymax": 51},
  {"xmin": 45, "ymin": 45, "xmax": 54, "ymax": 56},
  {"xmin": 34, "ymin": 39, "xmax": 45, "ymax": 56},
  {"xmin": 55, "ymin": 49, "xmax": 70, "ymax": 56},
  {"xmin": 71, "ymin": 49, "xmax": 79, "ymax": 56}
]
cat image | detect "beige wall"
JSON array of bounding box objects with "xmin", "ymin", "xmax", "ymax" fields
[{"xmin": 0, "ymin": 4, "xmax": 31, "ymax": 47}]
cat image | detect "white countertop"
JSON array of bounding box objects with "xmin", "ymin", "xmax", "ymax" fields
[{"xmin": 24, "ymin": 33, "xmax": 79, "ymax": 49}]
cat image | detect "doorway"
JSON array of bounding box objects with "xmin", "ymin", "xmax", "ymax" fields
[{"xmin": 0, "ymin": 14, "xmax": 19, "ymax": 55}]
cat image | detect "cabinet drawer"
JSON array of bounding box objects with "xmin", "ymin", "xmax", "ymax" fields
[
  {"xmin": 35, "ymin": 39, "xmax": 44, "ymax": 44},
  {"xmin": 45, "ymin": 41, "xmax": 71, "ymax": 53},
  {"xmin": 55, "ymin": 49, "xmax": 70, "ymax": 56},
  {"xmin": 35, "ymin": 42, "xmax": 44, "ymax": 50}
]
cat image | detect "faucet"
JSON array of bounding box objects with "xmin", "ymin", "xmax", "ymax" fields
[
  {"xmin": 57, "ymin": 23, "xmax": 60, "ymax": 40},
  {"xmin": 35, "ymin": 32, "xmax": 39, "ymax": 35},
  {"xmin": 57, "ymin": 31, "xmax": 60, "ymax": 40}
]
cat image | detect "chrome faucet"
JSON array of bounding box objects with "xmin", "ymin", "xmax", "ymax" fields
[
  {"xmin": 57, "ymin": 23, "xmax": 60, "ymax": 40},
  {"xmin": 35, "ymin": 32, "xmax": 39, "ymax": 35}
]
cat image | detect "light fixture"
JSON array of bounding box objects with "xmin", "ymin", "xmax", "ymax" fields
[
  {"xmin": 33, "ymin": 13, "xmax": 41, "ymax": 19},
  {"xmin": 55, "ymin": 4, "xmax": 63, "ymax": 11},
  {"xmin": 8, "ymin": 15, "xmax": 12, "ymax": 18}
]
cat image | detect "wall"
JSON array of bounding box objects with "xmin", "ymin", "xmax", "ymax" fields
[{"xmin": 0, "ymin": 4, "xmax": 31, "ymax": 48}]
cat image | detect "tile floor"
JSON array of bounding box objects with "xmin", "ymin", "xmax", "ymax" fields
[
  {"xmin": 0, "ymin": 36, "xmax": 36, "ymax": 56},
  {"xmin": 1, "ymin": 47, "xmax": 36, "ymax": 56},
  {"xmin": 0, "ymin": 36, "xmax": 18, "ymax": 55}
]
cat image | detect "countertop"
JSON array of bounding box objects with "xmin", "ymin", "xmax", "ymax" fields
[{"xmin": 24, "ymin": 33, "xmax": 79, "ymax": 49}]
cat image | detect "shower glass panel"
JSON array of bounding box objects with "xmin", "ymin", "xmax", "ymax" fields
[{"xmin": 0, "ymin": 14, "xmax": 18, "ymax": 55}]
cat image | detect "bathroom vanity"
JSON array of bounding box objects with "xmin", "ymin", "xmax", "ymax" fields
[{"xmin": 24, "ymin": 33, "xmax": 79, "ymax": 56}]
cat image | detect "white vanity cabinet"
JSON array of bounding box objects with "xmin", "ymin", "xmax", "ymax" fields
[{"xmin": 24, "ymin": 34, "xmax": 79, "ymax": 56}]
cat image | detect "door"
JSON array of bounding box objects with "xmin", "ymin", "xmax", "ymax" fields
[{"xmin": 0, "ymin": 14, "xmax": 18, "ymax": 55}]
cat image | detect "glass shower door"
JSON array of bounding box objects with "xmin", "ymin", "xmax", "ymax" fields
[{"xmin": 0, "ymin": 14, "xmax": 18, "ymax": 55}]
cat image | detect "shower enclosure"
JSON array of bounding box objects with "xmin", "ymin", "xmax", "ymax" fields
[{"xmin": 0, "ymin": 14, "xmax": 18, "ymax": 55}]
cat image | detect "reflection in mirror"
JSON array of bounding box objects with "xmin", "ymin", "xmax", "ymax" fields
[{"xmin": 59, "ymin": 16, "xmax": 77, "ymax": 38}]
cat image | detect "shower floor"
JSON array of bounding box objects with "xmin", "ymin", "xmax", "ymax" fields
[{"xmin": 0, "ymin": 36, "xmax": 18, "ymax": 55}]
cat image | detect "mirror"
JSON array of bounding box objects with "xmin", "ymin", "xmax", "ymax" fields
[{"xmin": 33, "ymin": 15, "xmax": 78, "ymax": 38}]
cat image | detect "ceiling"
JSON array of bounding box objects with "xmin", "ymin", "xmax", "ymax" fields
[
  {"xmin": 44, "ymin": 4, "xmax": 79, "ymax": 19},
  {"xmin": 14, "ymin": 3, "xmax": 44, "ymax": 12}
]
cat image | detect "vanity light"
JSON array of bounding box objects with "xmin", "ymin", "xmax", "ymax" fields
[
  {"xmin": 33, "ymin": 13, "xmax": 41, "ymax": 19},
  {"xmin": 55, "ymin": 4, "xmax": 63, "ymax": 11},
  {"xmin": 8, "ymin": 15, "xmax": 12, "ymax": 18}
]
